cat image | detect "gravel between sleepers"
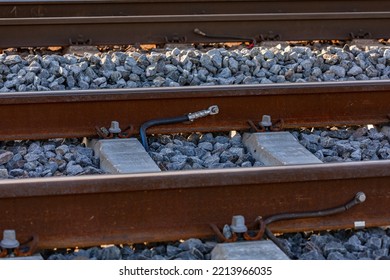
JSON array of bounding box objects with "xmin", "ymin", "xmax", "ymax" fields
[
  {"xmin": 0, "ymin": 138, "xmax": 103, "ymax": 179},
  {"xmin": 147, "ymin": 125, "xmax": 390, "ymax": 171},
  {"xmin": 1, "ymin": 42, "xmax": 390, "ymax": 92},
  {"xmin": 2, "ymin": 124, "xmax": 390, "ymax": 178}
]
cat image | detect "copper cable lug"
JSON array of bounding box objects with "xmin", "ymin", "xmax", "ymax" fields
[{"xmin": 187, "ymin": 105, "xmax": 219, "ymax": 121}]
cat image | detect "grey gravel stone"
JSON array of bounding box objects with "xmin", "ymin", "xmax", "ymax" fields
[
  {"xmin": 9, "ymin": 168, "xmax": 26, "ymax": 177},
  {"xmin": 48, "ymin": 254, "xmax": 68, "ymax": 260},
  {"xmin": 198, "ymin": 141, "xmax": 213, "ymax": 151},
  {"xmin": 4, "ymin": 55, "xmax": 22, "ymax": 65},
  {"xmin": 66, "ymin": 163, "xmax": 84, "ymax": 175},
  {"xmin": 381, "ymin": 235, "xmax": 390, "ymax": 249},
  {"xmin": 178, "ymin": 238, "xmax": 203, "ymax": 251},
  {"xmin": 365, "ymin": 236, "xmax": 382, "ymax": 250},
  {"xmin": 0, "ymin": 168, "xmax": 8, "ymax": 179},
  {"xmin": 344, "ymin": 235, "xmax": 365, "ymax": 252},
  {"xmin": 55, "ymin": 145, "xmax": 69, "ymax": 156},
  {"xmin": 174, "ymin": 250, "xmax": 199, "ymax": 260},
  {"xmin": 0, "ymin": 151, "xmax": 13, "ymax": 165},
  {"xmin": 347, "ymin": 65, "xmax": 363, "ymax": 76},
  {"xmin": 383, "ymin": 49, "xmax": 390, "ymax": 60},
  {"xmin": 327, "ymin": 251, "xmax": 347, "ymax": 260},
  {"xmin": 299, "ymin": 250, "xmax": 326, "ymax": 260},
  {"xmin": 166, "ymin": 245, "xmax": 182, "ymax": 257},
  {"xmin": 100, "ymin": 246, "xmax": 121, "ymax": 260},
  {"xmin": 372, "ymin": 248, "xmax": 389, "ymax": 259}
]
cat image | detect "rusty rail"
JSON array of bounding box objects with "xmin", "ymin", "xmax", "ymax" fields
[
  {"xmin": 1, "ymin": 80, "xmax": 390, "ymax": 141},
  {"xmin": 0, "ymin": 160, "xmax": 389, "ymax": 249},
  {"xmin": 0, "ymin": 12, "xmax": 390, "ymax": 47},
  {"xmin": 1, "ymin": 0, "xmax": 390, "ymax": 18}
]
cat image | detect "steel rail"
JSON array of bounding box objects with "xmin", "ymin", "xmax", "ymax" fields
[
  {"xmin": 1, "ymin": 12, "xmax": 390, "ymax": 47},
  {"xmin": 1, "ymin": 0, "xmax": 390, "ymax": 17},
  {"xmin": 0, "ymin": 80, "xmax": 390, "ymax": 141},
  {"xmin": 0, "ymin": 160, "xmax": 389, "ymax": 249}
]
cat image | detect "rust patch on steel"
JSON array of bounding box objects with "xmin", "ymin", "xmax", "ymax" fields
[{"xmin": 0, "ymin": 160, "xmax": 390, "ymax": 249}]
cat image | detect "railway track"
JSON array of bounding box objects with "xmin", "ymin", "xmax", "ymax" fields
[
  {"xmin": 1, "ymin": 0, "xmax": 390, "ymax": 259},
  {"xmin": 1, "ymin": 80, "xmax": 390, "ymax": 250},
  {"xmin": 1, "ymin": 81, "xmax": 390, "ymax": 140},
  {"xmin": 1, "ymin": 160, "xmax": 389, "ymax": 249},
  {"xmin": 3, "ymin": 0, "xmax": 390, "ymax": 17},
  {"xmin": 1, "ymin": 0, "xmax": 390, "ymax": 47}
]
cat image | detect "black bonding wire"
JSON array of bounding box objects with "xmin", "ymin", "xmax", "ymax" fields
[{"xmin": 140, "ymin": 115, "xmax": 189, "ymax": 151}]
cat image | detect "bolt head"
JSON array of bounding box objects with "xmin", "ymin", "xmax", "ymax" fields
[
  {"xmin": 0, "ymin": 230, "xmax": 20, "ymax": 249},
  {"xmin": 260, "ymin": 115, "xmax": 272, "ymax": 127},
  {"xmin": 108, "ymin": 121, "xmax": 121, "ymax": 134},
  {"xmin": 230, "ymin": 215, "xmax": 248, "ymax": 233}
]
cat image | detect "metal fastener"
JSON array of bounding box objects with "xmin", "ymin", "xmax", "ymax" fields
[
  {"xmin": 108, "ymin": 121, "xmax": 121, "ymax": 134},
  {"xmin": 260, "ymin": 115, "xmax": 272, "ymax": 128},
  {"xmin": 0, "ymin": 229, "xmax": 20, "ymax": 249},
  {"xmin": 355, "ymin": 192, "xmax": 366, "ymax": 203},
  {"xmin": 354, "ymin": 221, "xmax": 366, "ymax": 230},
  {"xmin": 230, "ymin": 215, "xmax": 248, "ymax": 233},
  {"xmin": 187, "ymin": 105, "xmax": 219, "ymax": 121}
]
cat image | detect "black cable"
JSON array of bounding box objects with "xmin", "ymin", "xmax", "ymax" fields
[
  {"xmin": 139, "ymin": 105, "xmax": 219, "ymax": 152},
  {"xmin": 140, "ymin": 115, "xmax": 189, "ymax": 151},
  {"xmin": 263, "ymin": 192, "xmax": 366, "ymax": 225},
  {"xmin": 263, "ymin": 192, "xmax": 366, "ymax": 259}
]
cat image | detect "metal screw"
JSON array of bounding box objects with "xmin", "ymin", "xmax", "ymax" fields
[
  {"xmin": 0, "ymin": 229, "xmax": 20, "ymax": 249},
  {"xmin": 108, "ymin": 121, "xmax": 121, "ymax": 134},
  {"xmin": 260, "ymin": 115, "xmax": 272, "ymax": 129},
  {"xmin": 230, "ymin": 215, "xmax": 248, "ymax": 233}
]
